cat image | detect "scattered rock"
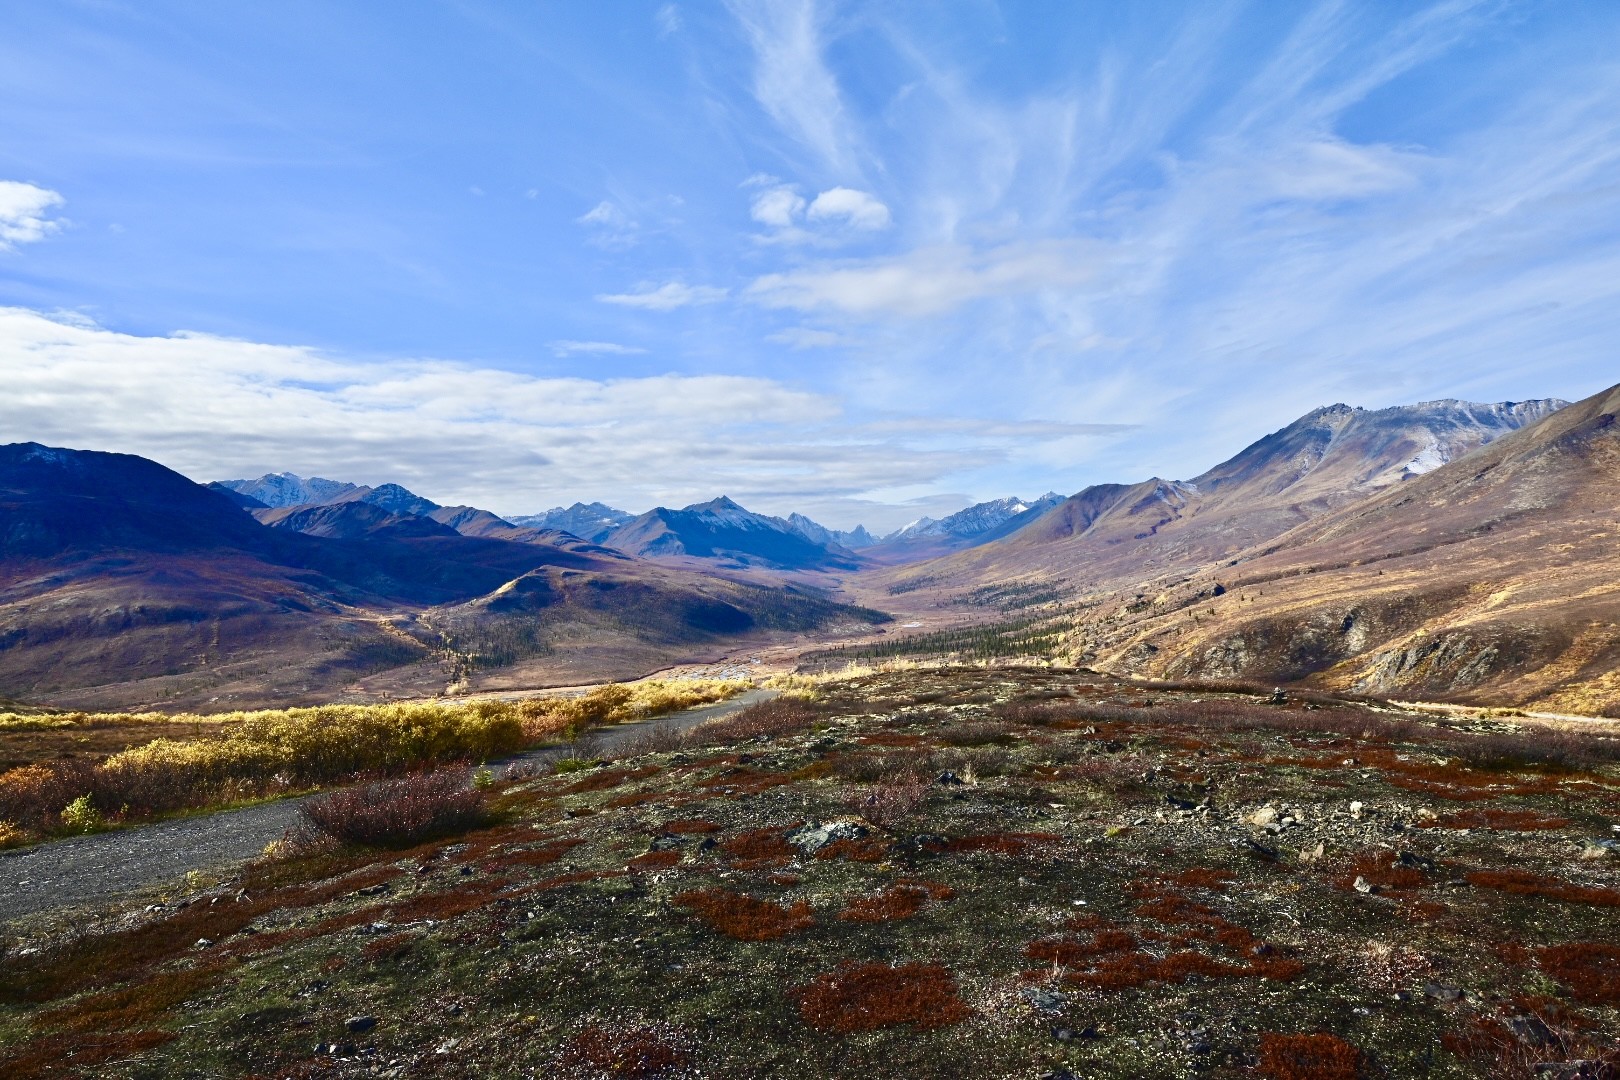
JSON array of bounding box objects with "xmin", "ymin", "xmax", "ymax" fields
[
  {"xmin": 1019, "ymin": 986, "xmax": 1068, "ymax": 1013},
  {"xmin": 346, "ymin": 1015, "xmax": 378, "ymax": 1034},
  {"xmin": 1248, "ymin": 807, "xmax": 1279, "ymax": 827},
  {"xmin": 1578, "ymin": 838, "xmax": 1618, "ymax": 860},
  {"xmin": 1239, "ymin": 837, "xmax": 1280, "ymax": 861},
  {"xmin": 1507, "ymin": 1015, "xmax": 1557, "ymax": 1047},
  {"xmin": 648, "ymin": 836, "xmax": 684, "ymax": 852},
  {"xmin": 786, "ymin": 821, "xmax": 866, "ymax": 855},
  {"xmin": 1352, "ymin": 876, "xmax": 1379, "ymax": 895},
  {"xmin": 194, "ymin": 938, "xmax": 214, "ymax": 949},
  {"xmin": 1424, "ymin": 981, "xmax": 1462, "ymax": 1003}
]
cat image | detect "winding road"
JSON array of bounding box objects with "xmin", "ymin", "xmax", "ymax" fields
[{"xmin": 0, "ymin": 688, "xmax": 774, "ymax": 925}]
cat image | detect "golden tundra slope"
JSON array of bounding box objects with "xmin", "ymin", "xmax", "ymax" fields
[{"xmin": 1076, "ymin": 382, "xmax": 1620, "ymax": 715}]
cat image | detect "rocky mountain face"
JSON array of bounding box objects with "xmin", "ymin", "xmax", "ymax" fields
[
  {"xmin": 507, "ymin": 503, "xmax": 635, "ymax": 543},
  {"xmin": 216, "ymin": 472, "xmax": 359, "ymax": 508},
  {"xmin": 786, "ymin": 513, "xmax": 876, "ymax": 550},
  {"xmin": 928, "ymin": 397, "xmax": 1569, "ymax": 589},
  {"xmin": 605, "ymin": 497, "xmax": 860, "ymax": 571},
  {"xmin": 1068, "ymin": 384, "xmax": 1618, "ymax": 713}
]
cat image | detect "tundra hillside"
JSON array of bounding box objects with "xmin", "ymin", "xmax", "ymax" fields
[{"xmin": 3, "ymin": 666, "xmax": 1617, "ymax": 1078}]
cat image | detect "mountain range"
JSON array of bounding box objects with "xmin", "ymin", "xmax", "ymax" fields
[
  {"xmin": 0, "ymin": 446, "xmax": 885, "ymax": 710},
  {"xmin": 870, "ymin": 391, "xmax": 1619, "ymax": 714},
  {"xmin": 212, "ymin": 468, "xmax": 1063, "ymax": 572},
  {"xmin": 4, "ymin": 387, "xmax": 1614, "ymax": 714}
]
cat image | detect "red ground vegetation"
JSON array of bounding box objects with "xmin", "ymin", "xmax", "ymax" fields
[
  {"xmin": 813, "ymin": 836, "xmax": 892, "ymax": 862},
  {"xmin": 1334, "ymin": 851, "xmax": 1429, "ymax": 893},
  {"xmin": 1417, "ymin": 809, "xmax": 1572, "ymax": 831},
  {"xmin": 0, "ymin": 1030, "xmax": 177, "ymax": 1080},
  {"xmin": 1256, "ymin": 1032, "xmax": 1364, "ymax": 1080},
  {"xmin": 718, "ymin": 825, "xmax": 797, "ymax": 869},
  {"xmin": 673, "ymin": 888, "xmax": 814, "ymax": 941},
  {"xmin": 837, "ymin": 880, "xmax": 953, "ymax": 923},
  {"xmin": 560, "ymin": 1025, "xmax": 687, "ymax": 1079},
  {"xmin": 1537, "ymin": 943, "xmax": 1620, "ymax": 1005},
  {"xmin": 1024, "ymin": 880, "xmax": 1304, "ymax": 990},
  {"xmin": 659, "ymin": 818, "xmax": 720, "ymax": 834},
  {"xmin": 1466, "ymin": 869, "xmax": 1620, "ymax": 906},
  {"xmin": 793, "ymin": 963, "xmax": 971, "ymax": 1033},
  {"xmin": 562, "ymin": 765, "xmax": 661, "ymax": 794},
  {"xmin": 496, "ymin": 838, "xmax": 585, "ymax": 867},
  {"xmin": 626, "ymin": 849, "xmax": 682, "ymax": 872}
]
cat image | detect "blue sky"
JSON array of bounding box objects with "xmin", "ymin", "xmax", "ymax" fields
[{"xmin": 2, "ymin": 0, "xmax": 1618, "ymax": 531}]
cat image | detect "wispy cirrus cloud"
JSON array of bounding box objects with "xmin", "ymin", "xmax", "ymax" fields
[
  {"xmin": 748, "ymin": 240, "xmax": 1099, "ymax": 318},
  {"xmin": 0, "ymin": 181, "xmax": 65, "ymax": 250},
  {"xmin": 548, "ymin": 340, "xmax": 648, "ymax": 357},
  {"xmin": 725, "ymin": 0, "xmax": 864, "ymax": 176},
  {"xmin": 595, "ymin": 282, "xmax": 729, "ymax": 311}
]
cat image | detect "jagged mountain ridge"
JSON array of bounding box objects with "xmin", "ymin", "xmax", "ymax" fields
[
  {"xmin": 507, "ymin": 502, "xmax": 636, "ymax": 543},
  {"xmin": 604, "ymin": 497, "xmax": 860, "ymax": 572},
  {"xmin": 921, "ymin": 397, "xmax": 1568, "ymax": 588}
]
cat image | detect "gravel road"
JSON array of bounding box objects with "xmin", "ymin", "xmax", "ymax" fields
[{"xmin": 0, "ymin": 688, "xmax": 774, "ymax": 925}]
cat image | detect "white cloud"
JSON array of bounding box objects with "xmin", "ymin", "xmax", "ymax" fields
[
  {"xmin": 806, "ymin": 187, "xmax": 890, "ymax": 230},
  {"xmin": 578, "ymin": 201, "xmax": 630, "ymax": 228},
  {"xmin": 1261, "ymin": 138, "xmax": 1423, "ymax": 201},
  {"xmin": 596, "ymin": 282, "xmax": 729, "ymax": 310},
  {"xmin": 0, "ymin": 306, "xmax": 1115, "ymax": 527},
  {"xmin": 548, "ymin": 340, "xmax": 649, "ymax": 357},
  {"xmin": 656, "ymin": 3, "xmax": 681, "ymax": 36},
  {"xmin": 750, "ymin": 185, "xmax": 806, "ymax": 228},
  {"xmin": 0, "ymin": 181, "xmax": 65, "ymax": 250},
  {"xmin": 747, "ymin": 241, "xmax": 1098, "ymax": 318},
  {"xmin": 766, "ymin": 327, "xmax": 856, "ymax": 348}
]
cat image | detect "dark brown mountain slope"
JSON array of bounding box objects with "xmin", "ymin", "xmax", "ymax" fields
[{"xmin": 1073, "ymin": 383, "xmax": 1620, "ymax": 714}]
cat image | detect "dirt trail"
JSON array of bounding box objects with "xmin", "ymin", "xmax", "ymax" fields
[{"xmin": 0, "ymin": 689, "xmax": 773, "ymax": 925}]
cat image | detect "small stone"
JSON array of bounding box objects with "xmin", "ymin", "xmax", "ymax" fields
[
  {"xmin": 1349, "ymin": 800, "xmax": 1365, "ymax": 820},
  {"xmin": 194, "ymin": 938, "xmax": 214, "ymax": 949},
  {"xmin": 934, "ymin": 770, "xmax": 964, "ymax": 786},
  {"xmin": 648, "ymin": 836, "xmax": 684, "ymax": 852},
  {"xmin": 1020, "ymin": 986, "xmax": 1068, "ymax": 1013},
  {"xmin": 1248, "ymin": 807, "xmax": 1279, "ymax": 827},
  {"xmin": 1424, "ymin": 981, "xmax": 1462, "ymax": 1002},
  {"xmin": 1507, "ymin": 1015, "xmax": 1557, "ymax": 1047},
  {"xmin": 1165, "ymin": 794, "xmax": 1196, "ymax": 811},
  {"xmin": 1352, "ymin": 876, "xmax": 1379, "ymax": 895},
  {"xmin": 1239, "ymin": 837, "xmax": 1280, "ymax": 861},
  {"xmin": 346, "ymin": 1015, "xmax": 378, "ymax": 1034}
]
